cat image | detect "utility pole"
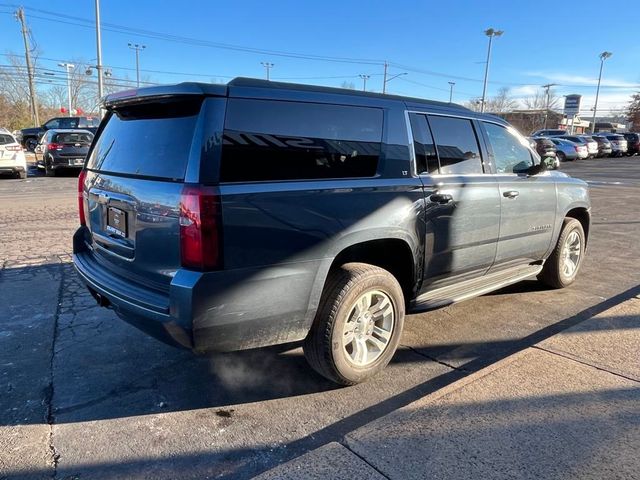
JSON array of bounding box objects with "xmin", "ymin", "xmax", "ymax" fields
[
  {"xmin": 95, "ymin": 0, "xmax": 104, "ymax": 113},
  {"xmin": 359, "ymin": 74, "xmax": 370, "ymax": 92},
  {"xmin": 58, "ymin": 63, "xmax": 75, "ymax": 116},
  {"xmin": 591, "ymin": 51, "xmax": 612, "ymax": 134},
  {"xmin": 542, "ymin": 83, "xmax": 557, "ymax": 129},
  {"xmin": 261, "ymin": 62, "xmax": 274, "ymax": 81},
  {"xmin": 382, "ymin": 62, "xmax": 388, "ymax": 94},
  {"xmin": 448, "ymin": 82, "xmax": 456, "ymax": 103},
  {"xmin": 15, "ymin": 7, "xmax": 39, "ymax": 126},
  {"xmin": 128, "ymin": 43, "xmax": 146, "ymax": 87},
  {"xmin": 480, "ymin": 28, "xmax": 503, "ymax": 113}
]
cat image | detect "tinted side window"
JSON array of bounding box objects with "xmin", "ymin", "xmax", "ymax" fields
[
  {"xmin": 0, "ymin": 134, "xmax": 14, "ymax": 145},
  {"xmin": 45, "ymin": 119, "xmax": 61, "ymax": 129},
  {"xmin": 59, "ymin": 118, "xmax": 79, "ymax": 129},
  {"xmin": 427, "ymin": 115, "xmax": 483, "ymax": 175},
  {"xmin": 409, "ymin": 113, "xmax": 438, "ymax": 174},
  {"xmin": 221, "ymin": 99, "xmax": 382, "ymax": 182},
  {"xmin": 483, "ymin": 122, "xmax": 533, "ymax": 174}
]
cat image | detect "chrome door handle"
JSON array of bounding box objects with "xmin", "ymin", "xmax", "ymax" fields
[{"xmin": 503, "ymin": 190, "xmax": 519, "ymax": 199}]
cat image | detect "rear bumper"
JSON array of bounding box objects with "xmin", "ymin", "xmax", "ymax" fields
[
  {"xmin": 72, "ymin": 227, "xmax": 324, "ymax": 353},
  {"xmin": 0, "ymin": 165, "xmax": 26, "ymax": 173}
]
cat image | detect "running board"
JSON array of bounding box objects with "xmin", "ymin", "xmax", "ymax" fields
[{"xmin": 410, "ymin": 264, "xmax": 543, "ymax": 313}]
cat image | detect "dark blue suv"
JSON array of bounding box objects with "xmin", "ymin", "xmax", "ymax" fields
[{"xmin": 73, "ymin": 78, "xmax": 590, "ymax": 385}]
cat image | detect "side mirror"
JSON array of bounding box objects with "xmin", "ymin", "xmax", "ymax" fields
[{"xmin": 527, "ymin": 162, "xmax": 547, "ymax": 176}]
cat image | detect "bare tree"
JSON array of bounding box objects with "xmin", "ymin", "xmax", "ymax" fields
[
  {"xmin": 485, "ymin": 87, "xmax": 518, "ymax": 113},
  {"xmin": 340, "ymin": 81, "xmax": 356, "ymax": 90},
  {"xmin": 522, "ymin": 88, "xmax": 560, "ymax": 111}
]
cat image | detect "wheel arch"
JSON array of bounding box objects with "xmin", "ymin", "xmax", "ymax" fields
[
  {"xmin": 327, "ymin": 238, "xmax": 418, "ymax": 306},
  {"xmin": 565, "ymin": 207, "xmax": 590, "ymax": 246}
]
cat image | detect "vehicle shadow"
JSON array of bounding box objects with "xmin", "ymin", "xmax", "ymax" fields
[{"xmin": 1, "ymin": 261, "xmax": 639, "ymax": 430}]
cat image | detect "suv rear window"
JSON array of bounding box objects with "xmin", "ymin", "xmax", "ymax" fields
[
  {"xmin": 53, "ymin": 132, "xmax": 94, "ymax": 144},
  {"xmin": 86, "ymin": 98, "xmax": 202, "ymax": 180},
  {"xmin": 0, "ymin": 134, "xmax": 15, "ymax": 145},
  {"xmin": 220, "ymin": 99, "xmax": 383, "ymax": 182}
]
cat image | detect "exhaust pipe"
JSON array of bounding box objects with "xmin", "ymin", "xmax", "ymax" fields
[{"xmin": 89, "ymin": 288, "xmax": 111, "ymax": 308}]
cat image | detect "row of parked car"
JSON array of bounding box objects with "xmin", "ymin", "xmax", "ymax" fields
[
  {"xmin": 530, "ymin": 129, "xmax": 640, "ymax": 166},
  {"xmin": 0, "ymin": 126, "xmax": 95, "ymax": 179}
]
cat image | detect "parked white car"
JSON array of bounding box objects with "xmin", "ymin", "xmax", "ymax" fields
[{"xmin": 0, "ymin": 130, "xmax": 28, "ymax": 179}]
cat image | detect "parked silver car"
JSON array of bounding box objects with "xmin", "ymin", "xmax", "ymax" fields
[
  {"xmin": 601, "ymin": 134, "xmax": 628, "ymax": 156},
  {"xmin": 561, "ymin": 135, "xmax": 597, "ymax": 158},
  {"xmin": 549, "ymin": 138, "xmax": 583, "ymax": 161}
]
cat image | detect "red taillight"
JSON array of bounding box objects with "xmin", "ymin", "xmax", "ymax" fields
[
  {"xmin": 78, "ymin": 170, "xmax": 87, "ymax": 226},
  {"xmin": 179, "ymin": 185, "xmax": 222, "ymax": 271},
  {"xmin": 48, "ymin": 142, "xmax": 63, "ymax": 151}
]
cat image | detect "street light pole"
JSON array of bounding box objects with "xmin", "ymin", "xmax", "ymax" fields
[
  {"xmin": 128, "ymin": 43, "xmax": 146, "ymax": 87},
  {"xmin": 359, "ymin": 74, "xmax": 371, "ymax": 92},
  {"xmin": 58, "ymin": 63, "xmax": 75, "ymax": 116},
  {"xmin": 591, "ymin": 51, "xmax": 612, "ymax": 134},
  {"xmin": 448, "ymin": 81, "xmax": 456, "ymax": 103},
  {"xmin": 542, "ymin": 83, "xmax": 557, "ymax": 129},
  {"xmin": 261, "ymin": 62, "xmax": 274, "ymax": 80},
  {"xmin": 480, "ymin": 28, "xmax": 503, "ymax": 113},
  {"xmin": 383, "ymin": 72, "xmax": 407, "ymax": 93},
  {"xmin": 95, "ymin": 0, "xmax": 104, "ymax": 113}
]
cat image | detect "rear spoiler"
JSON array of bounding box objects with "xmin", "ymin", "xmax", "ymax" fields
[{"xmin": 103, "ymin": 82, "xmax": 227, "ymax": 108}]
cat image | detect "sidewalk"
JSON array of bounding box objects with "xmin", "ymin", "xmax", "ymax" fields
[{"xmin": 255, "ymin": 295, "xmax": 640, "ymax": 479}]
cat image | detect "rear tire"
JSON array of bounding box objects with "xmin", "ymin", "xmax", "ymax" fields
[
  {"xmin": 45, "ymin": 158, "xmax": 56, "ymax": 177},
  {"xmin": 539, "ymin": 218, "xmax": 585, "ymax": 289},
  {"xmin": 303, "ymin": 262, "xmax": 405, "ymax": 385}
]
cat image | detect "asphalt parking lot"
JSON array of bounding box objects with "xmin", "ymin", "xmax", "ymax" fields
[{"xmin": 1, "ymin": 157, "xmax": 639, "ymax": 479}]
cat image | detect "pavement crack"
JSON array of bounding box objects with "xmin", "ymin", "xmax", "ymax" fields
[
  {"xmin": 45, "ymin": 264, "xmax": 65, "ymax": 478},
  {"xmin": 400, "ymin": 343, "xmax": 468, "ymax": 372},
  {"xmin": 339, "ymin": 441, "xmax": 391, "ymax": 479},
  {"xmin": 532, "ymin": 345, "xmax": 640, "ymax": 383}
]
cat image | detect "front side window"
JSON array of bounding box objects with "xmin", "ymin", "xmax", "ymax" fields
[
  {"xmin": 427, "ymin": 115, "xmax": 483, "ymax": 175},
  {"xmin": 483, "ymin": 122, "xmax": 533, "ymax": 174},
  {"xmin": 221, "ymin": 99, "xmax": 383, "ymax": 182}
]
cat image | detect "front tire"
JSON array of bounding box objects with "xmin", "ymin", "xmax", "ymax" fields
[
  {"xmin": 539, "ymin": 218, "xmax": 585, "ymax": 289},
  {"xmin": 303, "ymin": 262, "xmax": 405, "ymax": 385}
]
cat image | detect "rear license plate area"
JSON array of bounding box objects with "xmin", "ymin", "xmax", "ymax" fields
[{"xmin": 106, "ymin": 207, "xmax": 127, "ymax": 238}]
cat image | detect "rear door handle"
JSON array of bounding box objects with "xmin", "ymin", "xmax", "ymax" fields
[
  {"xmin": 503, "ymin": 190, "xmax": 520, "ymax": 199},
  {"xmin": 429, "ymin": 193, "xmax": 453, "ymax": 204}
]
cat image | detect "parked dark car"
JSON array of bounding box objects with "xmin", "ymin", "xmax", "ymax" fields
[
  {"xmin": 623, "ymin": 132, "xmax": 640, "ymax": 155},
  {"xmin": 18, "ymin": 116, "xmax": 99, "ymax": 151},
  {"xmin": 72, "ymin": 79, "xmax": 591, "ymax": 385},
  {"xmin": 532, "ymin": 137, "xmax": 558, "ymax": 169},
  {"xmin": 591, "ymin": 135, "xmax": 613, "ymax": 157},
  {"xmin": 36, "ymin": 129, "xmax": 94, "ymax": 176},
  {"xmin": 531, "ymin": 129, "xmax": 566, "ymax": 137}
]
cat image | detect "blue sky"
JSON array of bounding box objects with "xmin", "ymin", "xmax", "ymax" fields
[{"xmin": 1, "ymin": 0, "xmax": 639, "ymax": 114}]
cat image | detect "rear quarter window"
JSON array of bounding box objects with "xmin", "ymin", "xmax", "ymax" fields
[
  {"xmin": 220, "ymin": 99, "xmax": 383, "ymax": 182},
  {"xmin": 86, "ymin": 98, "xmax": 202, "ymax": 180}
]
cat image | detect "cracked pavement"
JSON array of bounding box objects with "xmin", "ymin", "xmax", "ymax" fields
[{"xmin": 1, "ymin": 158, "xmax": 640, "ymax": 479}]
